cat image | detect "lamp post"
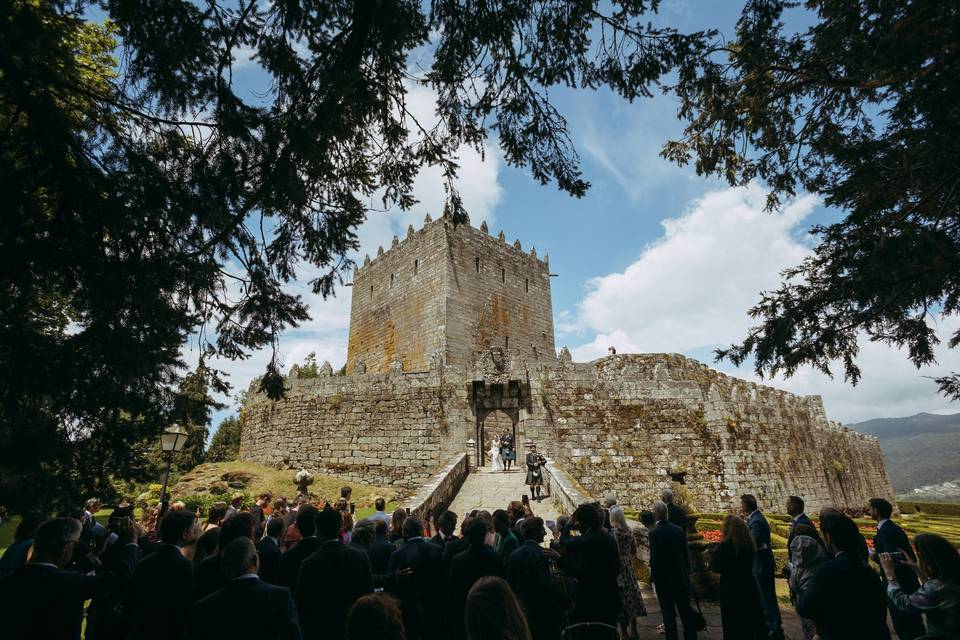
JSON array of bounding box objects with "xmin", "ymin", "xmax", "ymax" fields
[{"xmin": 158, "ymin": 423, "xmax": 189, "ymax": 516}]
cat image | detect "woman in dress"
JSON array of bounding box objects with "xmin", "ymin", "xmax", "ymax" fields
[
  {"xmin": 609, "ymin": 506, "xmax": 647, "ymax": 638},
  {"xmin": 709, "ymin": 514, "xmax": 766, "ymax": 639},
  {"xmin": 489, "ymin": 435, "xmax": 504, "ymax": 472}
]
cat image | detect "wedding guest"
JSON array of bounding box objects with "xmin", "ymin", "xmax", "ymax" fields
[
  {"xmin": 225, "ymin": 492, "xmax": 245, "ymax": 519},
  {"xmin": 184, "ymin": 538, "xmax": 301, "ymax": 640},
  {"xmin": 296, "ymin": 507, "xmax": 372, "ymax": 640},
  {"xmin": 609, "ymin": 506, "xmax": 647, "ymax": 638},
  {"xmin": 369, "ymin": 520, "xmax": 396, "ymax": 575},
  {"xmin": 202, "ymin": 502, "xmax": 227, "ymax": 532},
  {"xmin": 870, "ymin": 497, "xmax": 926, "ymax": 639},
  {"xmin": 449, "ymin": 518, "xmax": 505, "ymax": 639},
  {"xmin": 346, "ymin": 593, "xmax": 407, "ymax": 640},
  {"xmin": 555, "ymin": 502, "xmax": 620, "ymax": 627},
  {"xmin": 130, "ymin": 509, "xmax": 200, "ymax": 640},
  {"xmin": 786, "ymin": 496, "xmax": 813, "ymax": 548},
  {"xmin": 709, "ymin": 514, "xmax": 765, "ymax": 640},
  {"xmin": 796, "ymin": 514, "xmax": 890, "ymax": 640},
  {"xmin": 880, "ymin": 533, "xmax": 960, "ymax": 639},
  {"xmin": 258, "ymin": 516, "xmax": 285, "ymax": 585},
  {"xmin": 276, "ymin": 506, "xmax": 321, "ymax": 591},
  {"xmin": 431, "ymin": 510, "xmax": 458, "ymax": 549},
  {"xmin": 386, "ymin": 516, "xmax": 445, "ymax": 640},
  {"xmin": 370, "ymin": 498, "xmax": 391, "ymax": 525},
  {"xmin": 788, "ymin": 525, "xmax": 830, "ymax": 640},
  {"xmin": 649, "ymin": 501, "xmax": 697, "ymax": 640},
  {"xmin": 390, "ymin": 508, "xmax": 408, "ymax": 544},
  {"xmin": 444, "ymin": 517, "xmax": 474, "ymax": 568},
  {"xmin": 193, "ymin": 527, "xmax": 219, "ymax": 565},
  {"xmin": 507, "ymin": 517, "xmax": 568, "ymax": 640},
  {"xmin": 465, "ymin": 576, "xmax": 532, "ymax": 640},
  {"xmin": 194, "ymin": 511, "xmax": 256, "ymax": 600},
  {"xmin": 493, "ymin": 510, "xmax": 520, "ymax": 557},
  {"xmin": 0, "ymin": 514, "xmax": 41, "ymax": 577},
  {"xmin": 741, "ymin": 494, "xmax": 784, "ymax": 640},
  {"xmin": 660, "ymin": 489, "xmax": 688, "ymax": 533},
  {"xmin": 0, "ymin": 516, "xmax": 139, "ymax": 640}
]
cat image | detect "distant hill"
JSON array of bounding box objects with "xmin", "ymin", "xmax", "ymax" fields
[{"xmin": 848, "ymin": 412, "xmax": 960, "ymax": 495}]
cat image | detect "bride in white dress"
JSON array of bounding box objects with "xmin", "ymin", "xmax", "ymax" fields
[{"xmin": 489, "ymin": 435, "xmax": 504, "ymax": 472}]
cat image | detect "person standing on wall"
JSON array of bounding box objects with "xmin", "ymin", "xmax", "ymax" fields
[
  {"xmin": 869, "ymin": 498, "xmax": 927, "ymax": 640},
  {"xmin": 741, "ymin": 494, "xmax": 785, "ymax": 640},
  {"xmin": 525, "ymin": 445, "xmax": 546, "ymax": 502}
]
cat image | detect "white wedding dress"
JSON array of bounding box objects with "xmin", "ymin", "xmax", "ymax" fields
[{"xmin": 489, "ymin": 439, "xmax": 504, "ymax": 471}]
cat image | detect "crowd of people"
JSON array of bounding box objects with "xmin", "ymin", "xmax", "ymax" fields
[{"xmin": 1, "ymin": 486, "xmax": 958, "ymax": 640}]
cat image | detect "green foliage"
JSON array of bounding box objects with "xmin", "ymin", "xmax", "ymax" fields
[
  {"xmin": 180, "ymin": 492, "xmax": 241, "ymax": 516},
  {"xmin": 899, "ymin": 501, "xmax": 960, "ymax": 516},
  {"xmin": 663, "ymin": 1, "xmax": 960, "ymax": 396},
  {"xmin": 299, "ymin": 353, "xmax": 320, "ymax": 379},
  {"xmin": 205, "ymin": 416, "xmax": 242, "ymax": 463}
]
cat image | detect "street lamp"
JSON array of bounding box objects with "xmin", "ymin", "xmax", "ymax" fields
[{"xmin": 158, "ymin": 423, "xmax": 189, "ymax": 516}]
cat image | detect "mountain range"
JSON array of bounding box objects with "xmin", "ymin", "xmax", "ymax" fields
[{"xmin": 848, "ymin": 412, "xmax": 960, "ymax": 500}]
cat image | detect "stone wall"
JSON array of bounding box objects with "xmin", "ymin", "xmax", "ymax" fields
[
  {"xmin": 401, "ymin": 453, "xmax": 469, "ymax": 521},
  {"xmin": 239, "ymin": 369, "xmax": 474, "ymax": 489},
  {"xmin": 347, "ymin": 218, "xmax": 447, "ymax": 373},
  {"xmin": 345, "ymin": 215, "xmax": 554, "ymax": 374},
  {"xmin": 521, "ymin": 353, "xmax": 895, "ymax": 514},
  {"xmin": 444, "ymin": 221, "xmax": 555, "ymax": 368}
]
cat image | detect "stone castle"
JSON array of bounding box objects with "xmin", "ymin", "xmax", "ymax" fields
[{"xmin": 239, "ymin": 212, "xmax": 895, "ymax": 513}]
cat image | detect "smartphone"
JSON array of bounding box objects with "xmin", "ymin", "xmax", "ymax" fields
[
  {"xmin": 350, "ymin": 502, "xmax": 356, "ymax": 515},
  {"xmin": 889, "ymin": 551, "xmax": 908, "ymax": 562},
  {"xmin": 522, "ymin": 495, "xmax": 529, "ymax": 505}
]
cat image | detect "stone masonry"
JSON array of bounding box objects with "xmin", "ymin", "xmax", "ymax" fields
[{"xmin": 240, "ymin": 213, "xmax": 896, "ymax": 513}]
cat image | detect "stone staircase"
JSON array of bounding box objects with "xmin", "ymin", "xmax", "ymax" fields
[{"xmin": 446, "ymin": 466, "xmax": 563, "ymax": 524}]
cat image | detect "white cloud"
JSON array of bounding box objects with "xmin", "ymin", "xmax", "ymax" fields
[{"xmin": 567, "ymin": 183, "xmax": 960, "ymax": 423}]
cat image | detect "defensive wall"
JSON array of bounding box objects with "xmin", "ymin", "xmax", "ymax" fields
[{"xmin": 240, "ymin": 352, "xmax": 894, "ymax": 513}]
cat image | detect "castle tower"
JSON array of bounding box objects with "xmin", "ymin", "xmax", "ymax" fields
[{"xmin": 346, "ymin": 215, "xmax": 555, "ymax": 372}]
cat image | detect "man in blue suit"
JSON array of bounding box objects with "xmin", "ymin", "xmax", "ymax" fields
[
  {"xmin": 869, "ymin": 498, "xmax": 925, "ymax": 639},
  {"xmin": 184, "ymin": 537, "xmax": 301, "ymax": 640},
  {"xmin": 742, "ymin": 494, "xmax": 784, "ymax": 640},
  {"xmin": 786, "ymin": 495, "xmax": 813, "ymax": 548}
]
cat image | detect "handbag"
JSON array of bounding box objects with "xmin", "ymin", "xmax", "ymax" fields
[{"xmin": 691, "ymin": 592, "xmax": 708, "ymax": 632}]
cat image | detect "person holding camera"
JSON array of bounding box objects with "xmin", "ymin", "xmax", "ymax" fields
[{"xmin": 870, "ymin": 498, "xmax": 926, "ymax": 639}]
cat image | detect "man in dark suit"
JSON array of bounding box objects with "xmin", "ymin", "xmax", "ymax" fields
[
  {"xmin": 786, "ymin": 495, "xmax": 813, "ymax": 548},
  {"xmin": 796, "ymin": 514, "xmax": 891, "ymax": 640},
  {"xmin": 430, "ymin": 510, "xmax": 457, "ymax": 549},
  {"xmin": 257, "ymin": 516, "xmax": 285, "ymax": 585},
  {"xmin": 0, "ymin": 516, "xmax": 140, "ymax": 640},
  {"xmin": 443, "ymin": 516, "xmax": 473, "ymax": 569},
  {"xmin": 276, "ymin": 505, "xmax": 321, "ymax": 591},
  {"xmin": 449, "ymin": 517, "xmax": 505, "ymax": 638},
  {"xmin": 368, "ymin": 519, "xmax": 396, "ymax": 575},
  {"xmin": 386, "ymin": 516, "xmax": 445, "ymax": 640},
  {"xmin": 554, "ymin": 502, "xmax": 620, "ymax": 627},
  {"xmin": 184, "ymin": 537, "xmax": 301, "ymax": 640},
  {"xmin": 508, "ymin": 517, "xmax": 569, "ymax": 640},
  {"xmin": 194, "ymin": 511, "xmax": 256, "ymax": 600},
  {"xmin": 130, "ymin": 509, "xmax": 200, "ymax": 640},
  {"xmin": 295, "ymin": 507, "xmax": 372, "ymax": 640},
  {"xmin": 742, "ymin": 494, "xmax": 784, "ymax": 640},
  {"xmin": 648, "ymin": 501, "xmax": 697, "ymax": 640},
  {"xmin": 870, "ymin": 498, "xmax": 926, "ymax": 639},
  {"xmin": 661, "ymin": 488, "xmax": 689, "ymax": 533}
]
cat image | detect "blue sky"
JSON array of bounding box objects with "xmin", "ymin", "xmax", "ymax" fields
[{"xmin": 205, "ymin": 1, "xmax": 960, "ymax": 429}]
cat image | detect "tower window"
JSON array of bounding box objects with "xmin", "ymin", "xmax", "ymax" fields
[
  {"xmin": 525, "ymin": 278, "xmax": 529, "ymax": 292},
  {"xmin": 475, "ymin": 257, "xmax": 480, "ymax": 273},
  {"xmin": 390, "ymin": 273, "xmax": 395, "ymax": 288},
  {"xmin": 414, "ymin": 259, "xmax": 419, "ymax": 275},
  {"xmin": 501, "ymin": 268, "xmax": 505, "ymax": 283},
  {"xmin": 505, "ymin": 336, "xmax": 509, "ymax": 350},
  {"xmin": 370, "ymin": 285, "xmax": 374, "ymax": 299}
]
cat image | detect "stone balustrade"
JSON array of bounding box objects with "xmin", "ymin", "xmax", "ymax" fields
[{"xmin": 400, "ymin": 453, "xmax": 469, "ymax": 521}]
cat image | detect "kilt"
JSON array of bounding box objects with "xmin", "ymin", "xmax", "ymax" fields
[{"xmin": 526, "ymin": 467, "xmax": 543, "ymax": 486}]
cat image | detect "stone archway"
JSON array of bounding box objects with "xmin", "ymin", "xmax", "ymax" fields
[
  {"xmin": 469, "ymin": 378, "xmax": 531, "ymax": 467},
  {"xmin": 479, "ymin": 410, "xmax": 516, "ymax": 467}
]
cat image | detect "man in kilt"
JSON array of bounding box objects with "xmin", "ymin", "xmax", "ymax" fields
[{"xmin": 526, "ymin": 444, "xmax": 547, "ymax": 501}]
